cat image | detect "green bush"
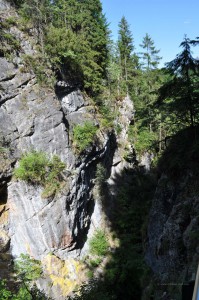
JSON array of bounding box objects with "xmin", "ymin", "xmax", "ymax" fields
[
  {"xmin": 95, "ymin": 164, "xmax": 107, "ymax": 186},
  {"xmin": 14, "ymin": 150, "xmax": 65, "ymax": 198},
  {"xmin": 15, "ymin": 254, "xmax": 42, "ymax": 282},
  {"xmin": 73, "ymin": 121, "xmax": 97, "ymax": 152},
  {"xmin": 135, "ymin": 128, "xmax": 157, "ymax": 154},
  {"xmin": 0, "ymin": 31, "xmax": 21, "ymax": 57},
  {"xmin": 99, "ymin": 105, "xmax": 115, "ymax": 129},
  {"xmin": 89, "ymin": 230, "xmax": 109, "ymax": 257},
  {"xmin": 14, "ymin": 150, "xmax": 48, "ymax": 183}
]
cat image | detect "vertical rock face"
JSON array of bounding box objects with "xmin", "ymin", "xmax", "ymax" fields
[
  {"xmin": 1, "ymin": 67, "xmax": 113, "ymax": 260},
  {"xmin": 0, "ymin": 0, "xmax": 118, "ymax": 264},
  {"xmin": 0, "ymin": 1, "xmax": 136, "ymax": 298},
  {"xmin": 145, "ymin": 173, "xmax": 199, "ymax": 299}
]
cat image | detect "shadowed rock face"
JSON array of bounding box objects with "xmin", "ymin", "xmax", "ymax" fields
[{"xmin": 145, "ymin": 173, "xmax": 199, "ymax": 299}]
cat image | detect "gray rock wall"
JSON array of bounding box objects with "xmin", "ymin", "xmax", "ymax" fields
[{"xmin": 145, "ymin": 174, "xmax": 199, "ymax": 299}]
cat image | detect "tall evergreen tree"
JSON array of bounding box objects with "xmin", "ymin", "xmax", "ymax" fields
[
  {"xmin": 45, "ymin": 0, "xmax": 109, "ymax": 95},
  {"xmin": 139, "ymin": 33, "xmax": 162, "ymax": 70},
  {"xmin": 118, "ymin": 16, "xmax": 135, "ymax": 95},
  {"xmin": 135, "ymin": 34, "xmax": 162, "ymax": 136},
  {"xmin": 159, "ymin": 36, "xmax": 199, "ymax": 127},
  {"xmin": 19, "ymin": 0, "xmax": 51, "ymax": 54}
]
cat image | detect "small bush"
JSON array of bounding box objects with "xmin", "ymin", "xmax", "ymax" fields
[
  {"xmin": 99, "ymin": 105, "xmax": 115, "ymax": 129},
  {"xmin": 73, "ymin": 121, "xmax": 97, "ymax": 152},
  {"xmin": 95, "ymin": 163, "xmax": 107, "ymax": 188},
  {"xmin": 15, "ymin": 254, "xmax": 42, "ymax": 282},
  {"xmin": 89, "ymin": 230, "xmax": 109, "ymax": 257},
  {"xmin": 89, "ymin": 257, "xmax": 103, "ymax": 268},
  {"xmin": 0, "ymin": 30, "xmax": 21, "ymax": 57},
  {"xmin": 14, "ymin": 150, "xmax": 48, "ymax": 183},
  {"xmin": 14, "ymin": 150, "xmax": 65, "ymax": 198}
]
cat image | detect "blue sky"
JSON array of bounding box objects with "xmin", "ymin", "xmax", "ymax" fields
[{"xmin": 101, "ymin": 0, "xmax": 199, "ymax": 67}]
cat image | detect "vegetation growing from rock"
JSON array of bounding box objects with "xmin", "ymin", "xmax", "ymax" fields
[
  {"xmin": 0, "ymin": 254, "xmax": 50, "ymax": 300},
  {"xmin": 14, "ymin": 150, "xmax": 65, "ymax": 198},
  {"xmin": 89, "ymin": 230, "xmax": 109, "ymax": 257},
  {"xmin": 73, "ymin": 122, "xmax": 98, "ymax": 152},
  {"xmin": 1, "ymin": 1, "xmax": 199, "ymax": 300}
]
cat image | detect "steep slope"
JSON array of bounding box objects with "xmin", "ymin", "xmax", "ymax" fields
[
  {"xmin": 144, "ymin": 128, "xmax": 199, "ymax": 300},
  {"xmin": 0, "ymin": 1, "xmax": 134, "ymax": 298}
]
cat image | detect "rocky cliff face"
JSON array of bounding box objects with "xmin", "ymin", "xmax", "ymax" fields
[
  {"xmin": 145, "ymin": 167, "xmax": 199, "ymax": 299},
  {"xmin": 0, "ymin": 1, "xmax": 134, "ymax": 297}
]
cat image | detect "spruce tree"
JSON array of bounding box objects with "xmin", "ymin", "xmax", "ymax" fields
[
  {"xmin": 139, "ymin": 33, "xmax": 162, "ymax": 70},
  {"xmin": 136, "ymin": 34, "xmax": 162, "ymax": 134},
  {"xmin": 118, "ymin": 16, "xmax": 135, "ymax": 95},
  {"xmin": 159, "ymin": 36, "xmax": 199, "ymax": 127}
]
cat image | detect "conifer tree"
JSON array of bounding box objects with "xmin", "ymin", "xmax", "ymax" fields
[
  {"xmin": 139, "ymin": 33, "xmax": 162, "ymax": 70},
  {"xmin": 159, "ymin": 36, "xmax": 199, "ymax": 127},
  {"xmin": 136, "ymin": 34, "xmax": 162, "ymax": 134},
  {"xmin": 118, "ymin": 16, "xmax": 135, "ymax": 95}
]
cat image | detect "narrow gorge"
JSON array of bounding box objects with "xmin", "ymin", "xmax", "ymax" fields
[{"xmin": 0, "ymin": 0, "xmax": 198, "ymax": 299}]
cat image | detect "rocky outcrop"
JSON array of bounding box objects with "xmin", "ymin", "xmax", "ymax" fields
[
  {"xmin": 0, "ymin": 58, "xmax": 114, "ymax": 258},
  {"xmin": 145, "ymin": 173, "xmax": 199, "ymax": 299},
  {"xmin": 0, "ymin": 1, "xmax": 136, "ymax": 298},
  {"xmin": 0, "ymin": 3, "xmax": 133, "ymax": 298}
]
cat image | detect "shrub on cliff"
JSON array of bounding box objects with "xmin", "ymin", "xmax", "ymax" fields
[
  {"xmin": 14, "ymin": 150, "xmax": 65, "ymax": 198},
  {"xmin": 14, "ymin": 150, "xmax": 48, "ymax": 184},
  {"xmin": 89, "ymin": 230, "xmax": 109, "ymax": 257},
  {"xmin": 73, "ymin": 121, "xmax": 98, "ymax": 152}
]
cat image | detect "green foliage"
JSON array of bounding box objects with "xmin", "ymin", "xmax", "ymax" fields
[
  {"xmin": 89, "ymin": 230, "xmax": 109, "ymax": 257},
  {"xmin": 0, "ymin": 280, "xmax": 50, "ymax": 300},
  {"xmin": 158, "ymin": 36, "xmax": 199, "ymax": 128},
  {"xmin": 134, "ymin": 127, "xmax": 157, "ymax": 154},
  {"xmin": 89, "ymin": 257, "xmax": 103, "ymax": 268},
  {"xmin": 0, "ymin": 29, "xmax": 21, "ymax": 57},
  {"xmin": 22, "ymin": 54, "xmax": 54, "ymax": 87},
  {"xmin": 0, "ymin": 280, "xmax": 12, "ymax": 300},
  {"xmin": 42, "ymin": 155, "xmax": 65, "ymax": 198},
  {"xmin": 73, "ymin": 122, "xmax": 98, "ymax": 152},
  {"xmin": 0, "ymin": 254, "xmax": 49, "ymax": 300},
  {"xmin": 95, "ymin": 163, "xmax": 107, "ymax": 187},
  {"xmin": 117, "ymin": 16, "xmax": 136, "ymax": 95},
  {"xmin": 14, "ymin": 150, "xmax": 65, "ymax": 198},
  {"xmin": 17, "ymin": 0, "xmax": 109, "ymax": 95},
  {"xmin": 68, "ymin": 279, "xmax": 111, "ymax": 300},
  {"xmin": 139, "ymin": 33, "xmax": 162, "ymax": 70},
  {"xmin": 15, "ymin": 254, "xmax": 42, "ymax": 282},
  {"xmin": 158, "ymin": 126, "xmax": 199, "ymax": 178},
  {"xmin": 14, "ymin": 150, "xmax": 48, "ymax": 183}
]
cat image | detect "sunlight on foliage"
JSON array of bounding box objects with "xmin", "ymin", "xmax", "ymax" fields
[
  {"xmin": 89, "ymin": 230, "xmax": 109, "ymax": 257},
  {"xmin": 73, "ymin": 122, "xmax": 98, "ymax": 152},
  {"xmin": 14, "ymin": 150, "xmax": 65, "ymax": 198}
]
